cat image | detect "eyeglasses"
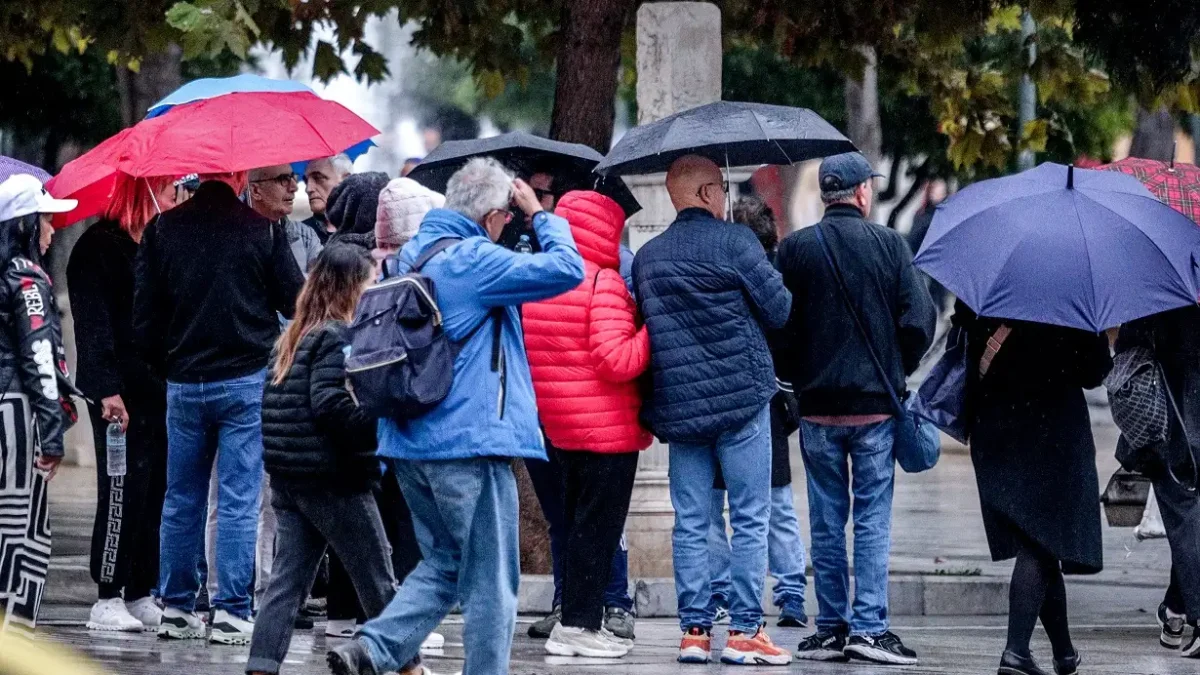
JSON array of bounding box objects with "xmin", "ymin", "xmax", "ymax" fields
[
  {"xmin": 533, "ymin": 187, "xmax": 556, "ymax": 202},
  {"xmin": 696, "ymin": 180, "xmax": 729, "ymax": 199},
  {"xmin": 251, "ymin": 172, "xmax": 300, "ymax": 187},
  {"xmin": 485, "ymin": 209, "xmax": 514, "ymax": 224}
]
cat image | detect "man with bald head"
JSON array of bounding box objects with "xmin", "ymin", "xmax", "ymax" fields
[{"xmin": 632, "ymin": 154, "xmax": 793, "ymax": 665}]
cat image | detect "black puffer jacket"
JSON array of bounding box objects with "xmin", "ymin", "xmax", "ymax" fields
[{"xmin": 262, "ymin": 320, "xmax": 379, "ymax": 492}]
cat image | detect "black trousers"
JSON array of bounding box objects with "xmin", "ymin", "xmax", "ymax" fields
[
  {"xmin": 327, "ymin": 466, "xmax": 421, "ymax": 621},
  {"xmin": 1156, "ymin": 474, "xmax": 1200, "ymax": 619},
  {"xmin": 559, "ymin": 450, "xmax": 639, "ymax": 631},
  {"xmin": 88, "ymin": 402, "xmax": 167, "ymax": 600}
]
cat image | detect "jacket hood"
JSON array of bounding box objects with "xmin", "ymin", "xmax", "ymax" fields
[
  {"xmin": 414, "ymin": 207, "xmax": 488, "ymax": 243},
  {"xmin": 375, "ymin": 178, "xmax": 445, "ymax": 247},
  {"xmin": 554, "ymin": 190, "xmax": 624, "ymax": 268}
]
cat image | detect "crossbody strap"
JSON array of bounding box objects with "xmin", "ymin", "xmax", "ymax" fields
[
  {"xmin": 813, "ymin": 224, "xmax": 903, "ymax": 415},
  {"xmin": 978, "ymin": 325, "xmax": 1011, "ymax": 377}
]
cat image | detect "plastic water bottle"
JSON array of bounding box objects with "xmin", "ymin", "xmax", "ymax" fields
[
  {"xmin": 515, "ymin": 234, "xmax": 533, "ymax": 254},
  {"xmin": 106, "ymin": 422, "xmax": 127, "ymax": 477}
]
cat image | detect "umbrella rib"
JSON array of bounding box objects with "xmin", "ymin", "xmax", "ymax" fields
[{"xmin": 1072, "ymin": 191, "xmax": 1101, "ymax": 332}]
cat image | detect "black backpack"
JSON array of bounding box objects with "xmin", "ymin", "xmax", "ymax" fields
[{"xmin": 346, "ymin": 237, "xmax": 499, "ymax": 420}]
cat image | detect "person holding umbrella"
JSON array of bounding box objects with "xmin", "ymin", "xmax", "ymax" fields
[{"xmin": 632, "ymin": 154, "xmax": 793, "ymax": 666}]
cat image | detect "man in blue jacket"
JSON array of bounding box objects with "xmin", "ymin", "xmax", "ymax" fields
[
  {"xmin": 327, "ymin": 158, "xmax": 584, "ymax": 675},
  {"xmin": 633, "ymin": 154, "xmax": 793, "ymax": 666}
]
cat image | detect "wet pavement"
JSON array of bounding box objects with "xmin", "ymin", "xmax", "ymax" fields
[{"xmin": 34, "ymin": 615, "xmax": 1200, "ymax": 675}]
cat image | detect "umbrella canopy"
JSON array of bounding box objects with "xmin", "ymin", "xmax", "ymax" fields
[
  {"xmin": 147, "ymin": 74, "xmax": 374, "ymax": 170},
  {"xmin": 47, "ymin": 92, "xmax": 378, "ymax": 227},
  {"xmin": 1098, "ymin": 157, "xmax": 1200, "ymax": 224},
  {"xmin": 0, "ymin": 156, "xmax": 51, "ymax": 184},
  {"xmin": 408, "ymin": 131, "xmax": 641, "ymax": 216},
  {"xmin": 914, "ymin": 162, "xmax": 1200, "ymax": 332},
  {"xmin": 595, "ymin": 101, "xmax": 856, "ymax": 176}
]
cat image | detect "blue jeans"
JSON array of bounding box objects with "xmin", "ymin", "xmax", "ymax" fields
[
  {"xmin": 709, "ymin": 485, "xmax": 808, "ymax": 619},
  {"xmin": 669, "ymin": 404, "xmax": 771, "ymax": 634},
  {"xmin": 358, "ymin": 458, "xmax": 519, "ymax": 675},
  {"xmin": 525, "ymin": 451, "xmax": 633, "ymax": 612},
  {"xmin": 800, "ymin": 419, "xmax": 895, "ymax": 636},
  {"xmin": 160, "ymin": 370, "xmax": 266, "ymax": 618}
]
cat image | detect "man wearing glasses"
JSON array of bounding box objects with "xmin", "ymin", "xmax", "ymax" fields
[{"xmin": 249, "ymin": 165, "xmax": 323, "ymax": 275}]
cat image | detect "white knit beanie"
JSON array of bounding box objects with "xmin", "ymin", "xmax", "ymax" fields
[{"xmin": 375, "ymin": 177, "xmax": 445, "ymax": 247}]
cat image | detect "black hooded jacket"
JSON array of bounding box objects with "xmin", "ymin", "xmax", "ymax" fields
[{"xmin": 0, "ymin": 215, "xmax": 71, "ymax": 456}]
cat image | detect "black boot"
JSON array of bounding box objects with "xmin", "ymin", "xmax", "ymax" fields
[
  {"xmin": 998, "ymin": 649, "xmax": 1051, "ymax": 675},
  {"xmin": 1053, "ymin": 651, "xmax": 1081, "ymax": 675},
  {"xmin": 327, "ymin": 639, "xmax": 378, "ymax": 675}
]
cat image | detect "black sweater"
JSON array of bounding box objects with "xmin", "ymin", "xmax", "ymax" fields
[
  {"xmin": 133, "ymin": 181, "xmax": 305, "ymax": 382},
  {"xmin": 68, "ymin": 220, "xmax": 164, "ymax": 408},
  {"xmin": 774, "ymin": 204, "xmax": 936, "ymax": 416},
  {"xmin": 262, "ymin": 321, "xmax": 380, "ymax": 492}
]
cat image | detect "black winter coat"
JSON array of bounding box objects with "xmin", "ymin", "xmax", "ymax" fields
[
  {"xmin": 68, "ymin": 220, "xmax": 164, "ymax": 409},
  {"xmin": 262, "ymin": 321, "xmax": 380, "ymax": 493},
  {"xmin": 632, "ymin": 208, "xmax": 792, "ymax": 442},
  {"xmin": 957, "ymin": 303, "xmax": 1111, "ymax": 574},
  {"xmin": 775, "ymin": 205, "xmax": 936, "ymax": 416}
]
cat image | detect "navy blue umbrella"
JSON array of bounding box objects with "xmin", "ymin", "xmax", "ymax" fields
[{"xmin": 915, "ymin": 162, "xmax": 1200, "ymax": 332}]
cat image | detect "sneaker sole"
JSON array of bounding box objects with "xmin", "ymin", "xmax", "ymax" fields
[
  {"xmin": 1182, "ymin": 646, "xmax": 1200, "ymax": 659},
  {"xmin": 326, "ymin": 631, "xmax": 356, "ymax": 638},
  {"xmin": 86, "ymin": 621, "xmax": 144, "ymax": 633},
  {"xmin": 720, "ymin": 648, "xmax": 792, "ymax": 666},
  {"xmin": 209, "ymin": 632, "xmax": 252, "ymax": 646},
  {"xmin": 845, "ymin": 645, "xmax": 918, "ymax": 666},
  {"xmin": 794, "ymin": 649, "xmax": 850, "ymax": 662},
  {"xmin": 678, "ymin": 647, "xmax": 711, "ymax": 663},
  {"xmin": 545, "ymin": 639, "xmax": 630, "ymax": 658},
  {"xmin": 157, "ymin": 627, "xmax": 206, "ymax": 640},
  {"xmin": 1162, "ymin": 633, "xmax": 1184, "ymax": 649}
]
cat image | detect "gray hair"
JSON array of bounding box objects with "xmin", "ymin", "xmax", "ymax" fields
[
  {"xmin": 820, "ymin": 186, "xmax": 860, "ymax": 205},
  {"xmin": 445, "ymin": 157, "xmax": 514, "ymax": 223},
  {"xmin": 308, "ymin": 154, "xmax": 353, "ymax": 179}
]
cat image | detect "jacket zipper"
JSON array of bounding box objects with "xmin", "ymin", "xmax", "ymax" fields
[
  {"xmin": 345, "ymin": 352, "xmax": 407, "ymax": 373},
  {"xmin": 496, "ymin": 350, "xmax": 506, "ymax": 420}
]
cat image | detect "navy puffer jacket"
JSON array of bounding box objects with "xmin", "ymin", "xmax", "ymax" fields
[{"xmin": 632, "ymin": 208, "xmax": 792, "ymax": 442}]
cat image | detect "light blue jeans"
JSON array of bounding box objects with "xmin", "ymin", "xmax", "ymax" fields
[
  {"xmin": 800, "ymin": 419, "xmax": 895, "ymax": 636},
  {"xmin": 357, "ymin": 458, "xmax": 519, "ymax": 675},
  {"xmin": 160, "ymin": 370, "xmax": 266, "ymax": 619},
  {"xmin": 709, "ymin": 485, "xmax": 808, "ymax": 619},
  {"xmin": 669, "ymin": 404, "xmax": 771, "ymax": 634}
]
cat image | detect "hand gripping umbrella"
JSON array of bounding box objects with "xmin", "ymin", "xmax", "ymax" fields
[
  {"xmin": 914, "ymin": 162, "xmax": 1200, "ymax": 332},
  {"xmin": 407, "ymin": 131, "xmax": 641, "ymax": 216}
]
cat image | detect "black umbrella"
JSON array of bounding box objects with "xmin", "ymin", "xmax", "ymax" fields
[
  {"xmin": 595, "ymin": 101, "xmax": 856, "ymax": 176},
  {"xmin": 408, "ymin": 130, "xmax": 641, "ymax": 216}
]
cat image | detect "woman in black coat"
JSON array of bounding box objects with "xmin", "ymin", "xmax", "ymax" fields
[{"xmin": 955, "ymin": 302, "xmax": 1111, "ymax": 675}]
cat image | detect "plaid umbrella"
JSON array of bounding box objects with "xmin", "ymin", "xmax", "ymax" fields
[
  {"xmin": 0, "ymin": 156, "xmax": 51, "ymax": 184},
  {"xmin": 1098, "ymin": 157, "xmax": 1200, "ymax": 224}
]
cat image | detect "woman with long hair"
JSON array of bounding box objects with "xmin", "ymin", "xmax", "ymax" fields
[
  {"xmin": 68, "ymin": 173, "xmax": 177, "ymax": 632},
  {"xmin": 247, "ymin": 244, "xmax": 401, "ymax": 675},
  {"xmin": 0, "ymin": 174, "xmax": 77, "ymax": 634}
]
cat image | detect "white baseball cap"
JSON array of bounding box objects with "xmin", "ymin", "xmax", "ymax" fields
[{"xmin": 0, "ymin": 174, "xmax": 78, "ymax": 222}]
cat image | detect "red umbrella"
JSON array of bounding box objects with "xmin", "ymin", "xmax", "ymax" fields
[
  {"xmin": 1098, "ymin": 157, "xmax": 1200, "ymax": 224},
  {"xmin": 47, "ymin": 91, "xmax": 378, "ymax": 227}
]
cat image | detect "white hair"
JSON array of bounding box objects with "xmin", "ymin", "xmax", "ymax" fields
[
  {"xmin": 445, "ymin": 157, "xmax": 513, "ymax": 223},
  {"xmin": 820, "ymin": 186, "xmax": 860, "ymax": 205},
  {"xmin": 307, "ymin": 154, "xmax": 353, "ymax": 179}
]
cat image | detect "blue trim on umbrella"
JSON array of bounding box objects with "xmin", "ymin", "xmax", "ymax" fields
[{"xmin": 291, "ymin": 139, "xmax": 375, "ymax": 176}]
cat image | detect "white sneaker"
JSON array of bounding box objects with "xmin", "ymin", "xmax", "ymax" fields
[
  {"xmin": 209, "ymin": 609, "xmax": 254, "ymax": 645},
  {"xmin": 126, "ymin": 596, "xmax": 163, "ymax": 631},
  {"xmin": 86, "ymin": 598, "xmax": 145, "ymax": 632},
  {"xmin": 421, "ymin": 632, "xmax": 446, "ymax": 650},
  {"xmin": 325, "ymin": 619, "xmax": 357, "ymax": 638},
  {"xmin": 601, "ymin": 627, "xmax": 634, "ymax": 649},
  {"xmin": 158, "ymin": 606, "xmax": 206, "ymax": 640},
  {"xmin": 545, "ymin": 623, "xmax": 631, "ymax": 658}
]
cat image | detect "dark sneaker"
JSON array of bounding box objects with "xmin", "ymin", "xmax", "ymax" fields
[
  {"xmin": 1182, "ymin": 627, "xmax": 1200, "ymax": 658},
  {"xmin": 845, "ymin": 631, "xmax": 919, "ymax": 666},
  {"xmin": 1053, "ymin": 651, "xmax": 1081, "ymax": 675},
  {"xmin": 777, "ymin": 612, "xmax": 809, "ymax": 628},
  {"xmin": 528, "ymin": 605, "xmax": 562, "ymax": 639},
  {"xmin": 794, "ymin": 629, "xmax": 850, "ymax": 662},
  {"xmin": 1160, "ymin": 603, "xmax": 1187, "ymax": 649},
  {"xmin": 998, "ymin": 649, "xmax": 1050, "ymax": 675},
  {"xmin": 327, "ymin": 639, "xmax": 378, "ymax": 675},
  {"xmin": 604, "ymin": 606, "xmax": 636, "ymax": 640}
]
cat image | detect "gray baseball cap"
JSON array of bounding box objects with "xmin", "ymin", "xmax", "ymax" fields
[{"xmin": 818, "ymin": 152, "xmax": 884, "ymax": 193}]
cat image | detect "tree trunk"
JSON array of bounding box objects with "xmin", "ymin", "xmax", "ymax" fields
[
  {"xmin": 843, "ymin": 45, "xmax": 882, "ymax": 166},
  {"xmin": 549, "ymin": 0, "xmax": 638, "ymax": 153},
  {"xmin": 1128, "ymin": 106, "xmax": 1176, "ymax": 161},
  {"xmin": 116, "ymin": 44, "xmax": 184, "ymax": 127}
]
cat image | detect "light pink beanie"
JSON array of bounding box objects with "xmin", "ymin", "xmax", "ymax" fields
[{"xmin": 375, "ymin": 177, "xmax": 445, "ymax": 248}]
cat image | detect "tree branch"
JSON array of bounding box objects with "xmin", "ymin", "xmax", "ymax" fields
[{"xmin": 886, "ymin": 160, "xmax": 931, "ymax": 230}]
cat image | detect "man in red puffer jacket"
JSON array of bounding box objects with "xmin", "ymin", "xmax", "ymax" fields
[{"xmin": 523, "ymin": 189, "xmax": 651, "ymax": 658}]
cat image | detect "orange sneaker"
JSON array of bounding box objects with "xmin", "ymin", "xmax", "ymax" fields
[
  {"xmin": 678, "ymin": 627, "xmax": 711, "ymax": 663},
  {"xmin": 722, "ymin": 628, "xmax": 792, "ymax": 666}
]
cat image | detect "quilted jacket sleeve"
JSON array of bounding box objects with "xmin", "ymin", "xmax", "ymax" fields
[
  {"xmin": 587, "ymin": 267, "xmax": 649, "ymax": 383},
  {"xmin": 733, "ymin": 230, "xmax": 792, "ymax": 330}
]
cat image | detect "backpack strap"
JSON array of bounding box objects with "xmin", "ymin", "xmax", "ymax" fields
[
  {"xmin": 978, "ymin": 325, "xmax": 1011, "ymax": 378},
  {"xmin": 411, "ymin": 237, "xmax": 462, "ymax": 273}
]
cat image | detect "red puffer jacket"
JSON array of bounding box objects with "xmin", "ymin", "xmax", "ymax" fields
[{"xmin": 523, "ymin": 191, "xmax": 652, "ymax": 453}]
